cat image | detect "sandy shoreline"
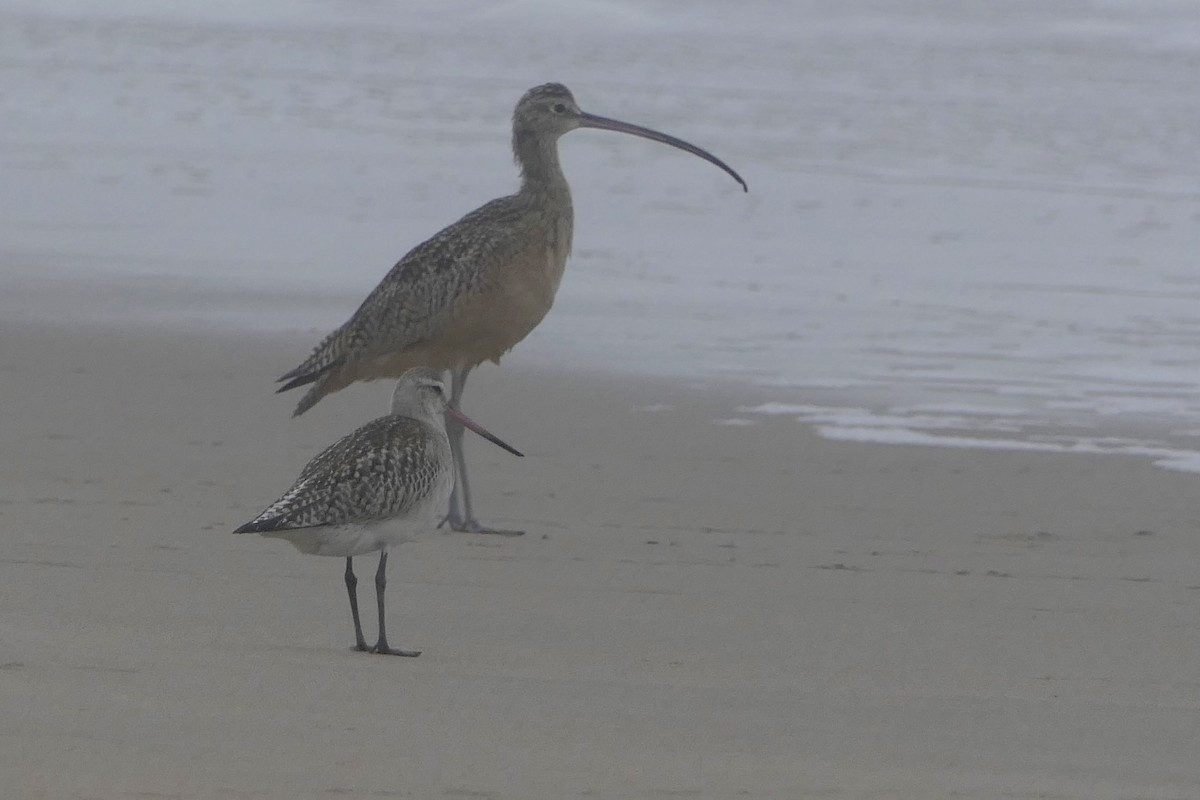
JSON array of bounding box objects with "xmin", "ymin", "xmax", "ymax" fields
[{"xmin": 2, "ymin": 319, "xmax": 1199, "ymax": 799}]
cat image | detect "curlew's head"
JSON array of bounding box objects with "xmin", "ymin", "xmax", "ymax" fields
[
  {"xmin": 513, "ymin": 83, "xmax": 585, "ymax": 140},
  {"xmin": 391, "ymin": 368, "xmax": 523, "ymax": 457},
  {"xmin": 512, "ymin": 82, "xmax": 747, "ymax": 192}
]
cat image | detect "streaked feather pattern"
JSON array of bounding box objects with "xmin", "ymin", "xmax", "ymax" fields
[
  {"xmin": 235, "ymin": 415, "xmax": 451, "ymax": 533},
  {"xmin": 279, "ymin": 195, "xmax": 555, "ymax": 416}
]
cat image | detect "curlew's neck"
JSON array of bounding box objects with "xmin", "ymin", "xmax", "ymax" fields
[{"xmin": 513, "ymin": 127, "xmax": 572, "ymax": 206}]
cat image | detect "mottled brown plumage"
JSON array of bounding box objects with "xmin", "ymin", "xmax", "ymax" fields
[{"xmin": 276, "ymin": 83, "xmax": 746, "ymax": 532}]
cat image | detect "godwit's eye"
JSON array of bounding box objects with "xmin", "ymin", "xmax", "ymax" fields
[{"xmin": 552, "ymin": 103, "xmax": 567, "ymax": 114}]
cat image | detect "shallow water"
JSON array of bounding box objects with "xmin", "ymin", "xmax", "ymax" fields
[{"xmin": 4, "ymin": 1, "xmax": 1200, "ymax": 468}]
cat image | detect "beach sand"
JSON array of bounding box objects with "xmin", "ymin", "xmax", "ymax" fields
[{"xmin": 2, "ymin": 318, "xmax": 1199, "ymax": 799}]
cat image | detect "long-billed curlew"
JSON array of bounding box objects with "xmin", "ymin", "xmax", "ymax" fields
[
  {"xmin": 276, "ymin": 83, "xmax": 746, "ymax": 534},
  {"xmin": 235, "ymin": 367, "xmax": 523, "ymax": 656}
]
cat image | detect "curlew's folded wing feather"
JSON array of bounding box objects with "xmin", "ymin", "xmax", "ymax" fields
[
  {"xmin": 277, "ymin": 194, "xmax": 543, "ymax": 402},
  {"xmin": 233, "ymin": 416, "xmax": 450, "ymax": 533}
]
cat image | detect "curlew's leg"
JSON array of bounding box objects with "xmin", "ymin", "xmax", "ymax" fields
[
  {"xmin": 345, "ymin": 557, "xmax": 369, "ymax": 651},
  {"xmin": 442, "ymin": 366, "xmax": 473, "ymax": 527},
  {"xmin": 370, "ymin": 550, "xmax": 420, "ymax": 657},
  {"xmin": 440, "ymin": 366, "xmax": 524, "ymax": 536}
]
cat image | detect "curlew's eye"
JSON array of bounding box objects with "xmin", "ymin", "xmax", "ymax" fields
[{"xmin": 552, "ymin": 103, "xmax": 567, "ymax": 114}]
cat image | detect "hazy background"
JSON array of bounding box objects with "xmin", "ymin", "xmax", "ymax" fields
[{"xmin": 4, "ymin": 0, "xmax": 1200, "ymax": 467}]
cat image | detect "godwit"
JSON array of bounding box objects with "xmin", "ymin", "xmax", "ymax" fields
[
  {"xmin": 276, "ymin": 83, "xmax": 746, "ymax": 534},
  {"xmin": 236, "ymin": 367, "xmax": 522, "ymax": 656}
]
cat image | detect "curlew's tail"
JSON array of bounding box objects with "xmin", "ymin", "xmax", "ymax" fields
[
  {"xmin": 276, "ymin": 367, "xmax": 340, "ymax": 417},
  {"xmin": 277, "ymin": 328, "xmax": 348, "ymax": 415},
  {"xmin": 276, "ymin": 364, "xmax": 332, "ymax": 394},
  {"xmin": 280, "ymin": 362, "xmax": 358, "ymax": 417},
  {"xmin": 289, "ymin": 379, "xmax": 330, "ymax": 417}
]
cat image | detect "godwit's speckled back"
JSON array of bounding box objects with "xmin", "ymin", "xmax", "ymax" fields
[{"xmin": 236, "ymin": 367, "xmax": 456, "ymax": 551}]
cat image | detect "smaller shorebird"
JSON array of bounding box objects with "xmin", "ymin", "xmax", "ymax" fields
[{"xmin": 235, "ymin": 367, "xmax": 523, "ymax": 656}]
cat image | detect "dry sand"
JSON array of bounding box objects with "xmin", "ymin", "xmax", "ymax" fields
[{"xmin": 2, "ymin": 319, "xmax": 1199, "ymax": 799}]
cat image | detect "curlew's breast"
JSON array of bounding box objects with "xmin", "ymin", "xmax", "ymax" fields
[{"xmin": 428, "ymin": 215, "xmax": 572, "ymax": 368}]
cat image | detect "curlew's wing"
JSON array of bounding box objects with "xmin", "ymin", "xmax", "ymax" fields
[
  {"xmin": 233, "ymin": 416, "xmax": 450, "ymax": 533},
  {"xmin": 277, "ymin": 194, "xmax": 544, "ymax": 412}
]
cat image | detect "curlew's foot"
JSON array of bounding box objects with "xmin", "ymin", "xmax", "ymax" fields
[
  {"xmin": 371, "ymin": 643, "xmax": 421, "ymax": 657},
  {"xmin": 438, "ymin": 513, "xmax": 524, "ymax": 537}
]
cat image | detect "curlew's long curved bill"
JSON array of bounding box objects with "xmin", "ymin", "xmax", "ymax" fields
[
  {"xmin": 578, "ymin": 112, "xmax": 748, "ymax": 192},
  {"xmin": 446, "ymin": 408, "xmax": 524, "ymax": 457}
]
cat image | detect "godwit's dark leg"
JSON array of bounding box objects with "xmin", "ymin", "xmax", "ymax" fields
[
  {"xmin": 371, "ymin": 550, "xmax": 420, "ymax": 657},
  {"xmin": 442, "ymin": 366, "xmax": 523, "ymax": 536},
  {"xmin": 344, "ymin": 557, "xmax": 368, "ymax": 652}
]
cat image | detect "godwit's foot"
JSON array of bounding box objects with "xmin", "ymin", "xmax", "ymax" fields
[
  {"xmin": 438, "ymin": 513, "xmax": 524, "ymax": 536},
  {"xmin": 371, "ymin": 643, "xmax": 421, "ymax": 657}
]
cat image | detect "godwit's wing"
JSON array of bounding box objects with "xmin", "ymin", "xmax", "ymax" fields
[{"xmin": 235, "ymin": 416, "xmax": 450, "ymax": 533}]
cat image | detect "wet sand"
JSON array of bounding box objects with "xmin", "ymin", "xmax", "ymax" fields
[{"xmin": 2, "ymin": 319, "xmax": 1199, "ymax": 799}]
